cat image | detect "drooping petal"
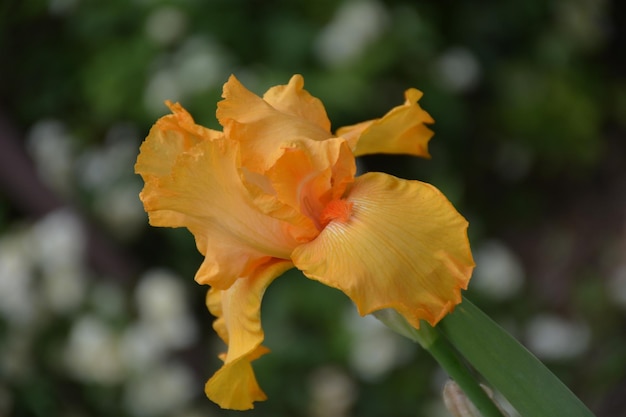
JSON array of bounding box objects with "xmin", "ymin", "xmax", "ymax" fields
[
  {"xmin": 217, "ymin": 75, "xmax": 333, "ymax": 173},
  {"xmin": 205, "ymin": 259, "xmax": 293, "ymax": 410},
  {"xmin": 136, "ymin": 106, "xmax": 298, "ymax": 289},
  {"xmin": 336, "ymin": 88, "xmax": 434, "ymax": 158},
  {"xmin": 292, "ymin": 172, "xmax": 474, "ymax": 329}
]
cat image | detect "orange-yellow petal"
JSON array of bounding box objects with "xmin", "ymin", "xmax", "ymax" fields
[
  {"xmin": 269, "ymin": 138, "xmax": 355, "ymax": 226},
  {"xmin": 135, "ymin": 101, "xmax": 222, "ymax": 179},
  {"xmin": 292, "ymin": 172, "xmax": 474, "ymax": 329},
  {"xmin": 217, "ymin": 75, "xmax": 333, "ymax": 173},
  {"xmin": 136, "ymin": 106, "xmax": 298, "ymax": 290},
  {"xmin": 262, "ymin": 75, "xmax": 331, "ymax": 132},
  {"xmin": 205, "ymin": 259, "xmax": 293, "ymax": 410},
  {"xmin": 238, "ymin": 137, "xmax": 356, "ymax": 243},
  {"xmin": 336, "ymin": 88, "xmax": 434, "ymax": 158}
]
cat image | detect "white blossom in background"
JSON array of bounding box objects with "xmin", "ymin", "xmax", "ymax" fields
[
  {"xmin": 434, "ymin": 47, "xmax": 481, "ymax": 93},
  {"xmin": 0, "ymin": 229, "xmax": 38, "ymax": 325},
  {"xmin": 344, "ymin": 308, "xmax": 413, "ymax": 381},
  {"xmin": 308, "ymin": 366, "xmax": 357, "ymax": 417},
  {"xmin": 525, "ymin": 314, "xmax": 591, "ymax": 360},
  {"xmin": 123, "ymin": 362, "xmax": 196, "ymax": 417},
  {"xmin": 32, "ymin": 209, "xmax": 87, "ymax": 314},
  {"xmin": 26, "ymin": 119, "xmax": 75, "ymax": 196},
  {"xmin": 134, "ymin": 268, "xmax": 198, "ymax": 351},
  {"xmin": 144, "ymin": 35, "xmax": 231, "ymax": 115},
  {"xmin": 64, "ymin": 315, "xmax": 126, "ymax": 384},
  {"xmin": 93, "ymin": 181, "xmax": 145, "ymax": 239},
  {"xmin": 175, "ymin": 36, "xmax": 230, "ymax": 95},
  {"xmin": 314, "ymin": 0, "xmax": 389, "ymax": 68},
  {"xmin": 144, "ymin": 68, "xmax": 183, "ymax": 115},
  {"xmin": 77, "ymin": 124, "xmax": 139, "ymax": 191},
  {"xmin": 144, "ymin": 5, "xmax": 188, "ymax": 46},
  {"xmin": 472, "ymin": 240, "xmax": 525, "ymax": 301},
  {"xmin": 120, "ymin": 323, "xmax": 165, "ymax": 373},
  {"xmin": 76, "ymin": 124, "xmax": 146, "ymax": 238}
]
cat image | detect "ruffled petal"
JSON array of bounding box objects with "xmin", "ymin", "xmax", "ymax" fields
[
  {"xmin": 269, "ymin": 137, "xmax": 356, "ymax": 227},
  {"xmin": 135, "ymin": 101, "xmax": 222, "ymax": 179},
  {"xmin": 336, "ymin": 88, "xmax": 434, "ymax": 158},
  {"xmin": 136, "ymin": 106, "xmax": 298, "ymax": 289},
  {"xmin": 292, "ymin": 172, "xmax": 474, "ymax": 329},
  {"xmin": 205, "ymin": 259, "xmax": 293, "ymax": 410},
  {"xmin": 217, "ymin": 75, "xmax": 333, "ymax": 172},
  {"xmin": 262, "ymin": 75, "xmax": 331, "ymax": 132}
]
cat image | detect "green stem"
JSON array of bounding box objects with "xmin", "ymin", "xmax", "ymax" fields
[
  {"xmin": 373, "ymin": 310, "xmax": 506, "ymax": 417},
  {"xmin": 439, "ymin": 298, "xmax": 596, "ymax": 417}
]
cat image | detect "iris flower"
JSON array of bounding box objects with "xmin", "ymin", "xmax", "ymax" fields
[{"xmin": 135, "ymin": 75, "xmax": 474, "ymax": 410}]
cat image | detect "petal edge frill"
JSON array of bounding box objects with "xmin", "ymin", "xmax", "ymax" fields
[
  {"xmin": 205, "ymin": 260, "xmax": 293, "ymax": 410},
  {"xmin": 292, "ymin": 172, "xmax": 474, "ymax": 329},
  {"xmin": 336, "ymin": 88, "xmax": 434, "ymax": 158}
]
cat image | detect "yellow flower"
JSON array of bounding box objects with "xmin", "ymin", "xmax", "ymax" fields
[{"xmin": 135, "ymin": 75, "xmax": 474, "ymax": 410}]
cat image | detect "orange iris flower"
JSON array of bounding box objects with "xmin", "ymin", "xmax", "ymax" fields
[{"xmin": 135, "ymin": 75, "xmax": 474, "ymax": 410}]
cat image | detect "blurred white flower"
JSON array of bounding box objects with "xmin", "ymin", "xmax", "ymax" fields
[
  {"xmin": 345, "ymin": 308, "xmax": 412, "ymax": 381},
  {"xmin": 525, "ymin": 315, "xmax": 591, "ymax": 360},
  {"xmin": 26, "ymin": 119, "xmax": 75, "ymax": 196},
  {"xmin": 93, "ymin": 181, "xmax": 145, "ymax": 239},
  {"xmin": 31, "ymin": 208, "xmax": 85, "ymax": 269},
  {"xmin": 77, "ymin": 128, "xmax": 139, "ymax": 191},
  {"xmin": 175, "ymin": 36, "xmax": 230, "ymax": 94},
  {"xmin": 144, "ymin": 36, "xmax": 231, "ymax": 115},
  {"xmin": 64, "ymin": 315, "xmax": 125, "ymax": 384},
  {"xmin": 144, "ymin": 68, "xmax": 183, "ymax": 115},
  {"xmin": 41, "ymin": 266, "xmax": 86, "ymax": 315},
  {"xmin": 308, "ymin": 366, "xmax": 357, "ymax": 417},
  {"xmin": 29, "ymin": 209, "xmax": 87, "ymax": 314},
  {"xmin": 145, "ymin": 6, "xmax": 188, "ymax": 46},
  {"xmin": 435, "ymin": 47, "xmax": 481, "ymax": 93},
  {"xmin": 315, "ymin": 0, "xmax": 389, "ymax": 67},
  {"xmin": 0, "ymin": 230, "xmax": 38, "ymax": 325},
  {"xmin": 124, "ymin": 362, "xmax": 196, "ymax": 417},
  {"xmin": 473, "ymin": 240, "xmax": 525, "ymax": 300},
  {"xmin": 120, "ymin": 323, "xmax": 165, "ymax": 372},
  {"xmin": 134, "ymin": 269, "xmax": 198, "ymax": 350}
]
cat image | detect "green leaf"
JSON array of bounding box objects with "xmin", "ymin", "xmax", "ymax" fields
[{"xmin": 439, "ymin": 298, "xmax": 596, "ymax": 417}]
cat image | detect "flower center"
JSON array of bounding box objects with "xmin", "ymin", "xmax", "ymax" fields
[{"xmin": 320, "ymin": 199, "xmax": 353, "ymax": 227}]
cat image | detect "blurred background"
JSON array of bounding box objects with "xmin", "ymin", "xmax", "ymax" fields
[{"xmin": 1, "ymin": 0, "xmax": 625, "ymax": 416}]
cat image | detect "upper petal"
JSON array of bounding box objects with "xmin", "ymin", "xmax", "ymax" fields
[
  {"xmin": 262, "ymin": 75, "xmax": 331, "ymax": 132},
  {"xmin": 205, "ymin": 259, "xmax": 293, "ymax": 410},
  {"xmin": 217, "ymin": 75, "xmax": 333, "ymax": 172},
  {"xmin": 336, "ymin": 88, "xmax": 434, "ymax": 158},
  {"xmin": 136, "ymin": 105, "xmax": 298, "ymax": 289},
  {"xmin": 292, "ymin": 172, "xmax": 474, "ymax": 329}
]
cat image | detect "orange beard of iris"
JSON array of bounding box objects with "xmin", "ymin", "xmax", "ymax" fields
[{"xmin": 320, "ymin": 199, "xmax": 354, "ymax": 227}]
